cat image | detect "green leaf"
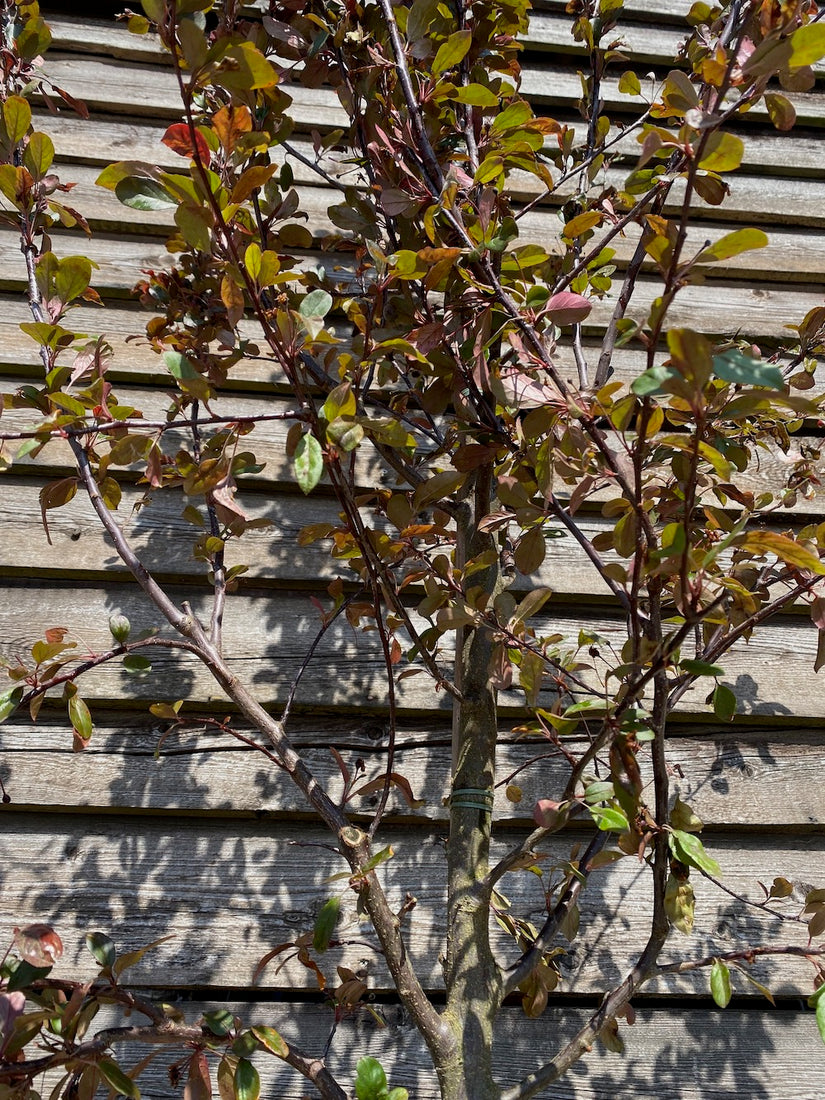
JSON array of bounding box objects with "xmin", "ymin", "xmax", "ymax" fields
[
  {"xmin": 213, "ymin": 43, "xmax": 278, "ymax": 91},
  {"xmin": 3, "ymin": 95, "xmax": 31, "ymax": 144},
  {"xmin": 669, "ymin": 829, "xmax": 722, "ymax": 877},
  {"xmin": 163, "ymin": 350, "xmax": 211, "ymax": 400},
  {"xmin": 99, "ymin": 1058, "xmax": 140, "ymax": 1100},
  {"xmin": 618, "ymin": 70, "xmax": 641, "ymax": 96},
  {"xmin": 816, "ymin": 994, "xmax": 825, "ymax": 1046},
  {"xmin": 679, "ymin": 659, "xmax": 724, "ymax": 677},
  {"xmin": 294, "ymin": 434, "xmax": 323, "ymax": 494},
  {"xmin": 23, "ymin": 132, "xmax": 54, "ymax": 179},
  {"xmin": 788, "ymin": 23, "xmax": 825, "ymax": 68},
  {"xmin": 453, "ymin": 83, "xmax": 499, "ymax": 107},
  {"xmin": 68, "ymin": 695, "xmax": 93, "ymax": 742},
  {"xmin": 712, "ymin": 349, "xmax": 784, "ymax": 389},
  {"xmin": 696, "ymin": 228, "xmax": 768, "ymax": 263},
  {"xmin": 5, "ymin": 959, "xmax": 52, "ymax": 992},
  {"xmin": 590, "ymin": 806, "xmax": 630, "ymax": 832},
  {"xmin": 698, "ymin": 132, "xmax": 744, "ymax": 173},
  {"xmin": 313, "ymin": 897, "xmax": 341, "ymax": 953},
  {"xmin": 299, "ymin": 289, "xmax": 333, "ymax": 319},
  {"xmin": 55, "ymin": 256, "xmax": 93, "ymax": 303},
  {"xmin": 355, "ymin": 1057, "xmax": 388, "ymax": 1100},
  {"xmin": 86, "ymin": 932, "xmax": 117, "ymax": 969},
  {"xmin": 115, "ymin": 177, "xmax": 176, "ymax": 211},
  {"xmin": 710, "ymin": 959, "xmax": 732, "ymax": 1008},
  {"xmin": 631, "ymin": 364, "xmax": 676, "ymax": 396},
  {"xmin": 233, "ymin": 1059, "xmax": 260, "ymax": 1100},
  {"xmin": 202, "ymin": 1009, "xmax": 235, "ymax": 1037},
  {"xmin": 0, "ymin": 685, "xmax": 23, "ymax": 724},
  {"xmin": 712, "ymin": 683, "xmax": 737, "ymax": 721},
  {"xmin": 122, "ymin": 655, "xmax": 152, "ymax": 674},
  {"xmin": 432, "ymin": 29, "xmax": 472, "ymax": 76},
  {"xmin": 251, "ymin": 1025, "xmax": 289, "ymax": 1059}
]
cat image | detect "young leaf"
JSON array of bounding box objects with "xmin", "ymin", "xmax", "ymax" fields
[
  {"xmin": 355, "ymin": 1057, "xmax": 388, "ymax": 1100},
  {"xmin": 696, "ymin": 229, "xmax": 768, "ymax": 263},
  {"xmin": 669, "ymin": 829, "xmax": 722, "ymax": 877},
  {"xmin": 312, "ymin": 897, "xmax": 341, "ymax": 953},
  {"xmin": 710, "ymin": 959, "xmax": 732, "ymax": 1008},
  {"xmin": 86, "ymin": 931, "xmax": 117, "ymax": 969},
  {"xmin": 432, "ymin": 30, "xmax": 472, "ymax": 76}
]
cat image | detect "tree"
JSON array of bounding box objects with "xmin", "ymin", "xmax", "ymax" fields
[{"xmin": 1, "ymin": 0, "xmax": 825, "ymax": 1096}]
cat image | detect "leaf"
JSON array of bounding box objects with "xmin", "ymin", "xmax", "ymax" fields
[
  {"xmin": 4, "ymin": 95, "xmax": 31, "ymax": 143},
  {"xmin": 202, "ymin": 1009, "xmax": 235, "ymax": 1037},
  {"xmin": 545, "ymin": 291, "xmax": 591, "ymax": 325},
  {"xmin": 185, "ymin": 1052, "xmax": 212, "ymax": 1100},
  {"xmin": 0, "ymin": 685, "xmax": 23, "ymax": 724},
  {"xmin": 86, "ymin": 931, "xmax": 117, "ymax": 969},
  {"xmin": 13, "ymin": 924, "xmax": 63, "ymax": 967},
  {"xmin": 816, "ymin": 994, "xmax": 825, "ymax": 1046},
  {"xmin": 432, "ymin": 30, "xmax": 472, "ymax": 76},
  {"xmin": 213, "ymin": 43, "xmax": 278, "ymax": 91},
  {"xmin": 299, "ymin": 289, "xmax": 333, "ymax": 319},
  {"xmin": 294, "ymin": 434, "xmax": 323, "ymax": 494},
  {"xmin": 712, "ymin": 349, "xmax": 784, "ymax": 389},
  {"xmin": 669, "ymin": 829, "xmax": 722, "ymax": 877},
  {"xmin": 161, "ymin": 123, "xmax": 210, "ymax": 162},
  {"xmin": 312, "ymin": 897, "xmax": 341, "ymax": 953},
  {"xmin": 665, "ymin": 873, "xmax": 695, "ymax": 934},
  {"xmin": 511, "ymin": 587, "xmax": 553, "ymax": 625},
  {"xmin": 737, "ymin": 531, "xmax": 825, "ymax": 575},
  {"xmin": 670, "ymin": 797, "xmax": 703, "ymax": 833},
  {"xmin": 24, "ymin": 132, "xmax": 54, "ymax": 179},
  {"xmin": 696, "ymin": 228, "xmax": 768, "ymax": 263},
  {"xmin": 453, "ymin": 83, "xmax": 499, "ymax": 106},
  {"xmin": 68, "ymin": 695, "xmax": 93, "ymax": 743},
  {"xmin": 250, "ymin": 1026, "xmax": 289, "ymax": 1059},
  {"xmin": 229, "ymin": 164, "xmax": 278, "ymax": 204},
  {"xmin": 765, "ymin": 93, "xmax": 796, "ymax": 132},
  {"xmin": 99, "ymin": 1058, "xmax": 140, "ymax": 1100},
  {"xmin": 355, "ymin": 1057, "xmax": 387, "ymax": 1100},
  {"xmin": 788, "ymin": 23, "xmax": 825, "ymax": 68},
  {"xmin": 115, "ymin": 177, "xmax": 177, "ymax": 211},
  {"xmin": 710, "ymin": 959, "xmax": 732, "ymax": 1008},
  {"xmin": 698, "ymin": 132, "xmax": 744, "ymax": 173},
  {"xmin": 233, "ymin": 1059, "xmax": 260, "ymax": 1100},
  {"xmin": 590, "ymin": 806, "xmax": 630, "ymax": 832},
  {"xmin": 122, "ymin": 655, "xmax": 152, "ymax": 674},
  {"xmin": 712, "ymin": 683, "xmax": 737, "ymax": 721},
  {"xmin": 679, "ymin": 659, "xmax": 724, "ymax": 677},
  {"xmin": 112, "ymin": 935, "xmax": 175, "ymax": 979},
  {"xmin": 40, "ymin": 478, "xmax": 78, "ymax": 545}
]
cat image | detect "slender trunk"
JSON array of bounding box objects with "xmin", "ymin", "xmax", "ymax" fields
[{"xmin": 441, "ymin": 470, "xmax": 504, "ymax": 1100}]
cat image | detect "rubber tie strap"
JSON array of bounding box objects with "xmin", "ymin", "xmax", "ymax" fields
[{"xmin": 450, "ymin": 787, "xmax": 494, "ymax": 812}]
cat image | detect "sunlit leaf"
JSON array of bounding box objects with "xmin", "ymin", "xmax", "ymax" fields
[
  {"xmin": 710, "ymin": 959, "xmax": 732, "ymax": 1008},
  {"xmin": 294, "ymin": 433, "xmax": 323, "ymax": 494}
]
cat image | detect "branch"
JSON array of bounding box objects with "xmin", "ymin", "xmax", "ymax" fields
[
  {"xmin": 656, "ymin": 942, "xmax": 825, "ymax": 978},
  {"xmin": 501, "ymin": 830, "xmax": 608, "ymax": 997}
]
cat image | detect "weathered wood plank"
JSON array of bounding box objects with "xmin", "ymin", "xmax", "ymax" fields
[
  {"xmin": 0, "ymin": 582, "xmax": 823, "ymax": 718},
  {"xmin": 48, "ymin": 160, "xmax": 825, "ymax": 256},
  {"xmin": 37, "ymin": 108, "xmax": 825, "ymax": 182},
  {"xmin": 41, "ymin": 52, "xmax": 825, "ymax": 129},
  {"xmin": 3, "ymin": 227, "xmax": 825, "ymax": 346},
  {"xmin": 2, "ymin": 717, "xmax": 823, "ymax": 829},
  {"xmin": 38, "ymin": 998, "xmax": 825, "ymax": 1100},
  {"xmin": 1, "ymin": 814, "xmax": 820, "ymax": 994}
]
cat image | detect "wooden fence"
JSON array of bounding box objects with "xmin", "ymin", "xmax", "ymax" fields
[{"xmin": 2, "ymin": 2, "xmax": 825, "ymax": 1096}]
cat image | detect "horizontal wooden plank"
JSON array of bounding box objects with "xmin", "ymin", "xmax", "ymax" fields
[
  {"xmin": 37, "ymin": 106, "xmax": 825, "ymax": 183},
  {"xmin": 2, "ymin": 717, "xmax": 823, "ymax": 829},
  {"xmin": 41, "ymin": 51, "xmax": 825, "ymax": 130},
  {"xmin": 0, "ymin": 813, "xmax": 820, "ymax": 995},
  {"xmin": 31, "ymin": 998, "xmax": 825, "ymax": 1100},
  {"xmin": 0, "ymin": 582, "xmax": 823, "ymax": 718},
  {"xmin": 4, "ymin": 227, "xmax": 825, "ymax": 348},
  {"xmin": 48, "ymin": 160, "xmax": 825, "ymax": 262}
]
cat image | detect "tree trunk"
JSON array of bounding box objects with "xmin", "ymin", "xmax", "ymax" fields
[{"xmin": 442, "ymin": 473, "xmax": 504, "ymax": 1099}]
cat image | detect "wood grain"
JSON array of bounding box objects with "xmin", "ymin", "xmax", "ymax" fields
[
  {"xmin": 32, "ymin": 998, "xmax": 825, "ymax": 1100},
  {"xmin": 0, "ymin": 581, "xmax": 822, "ymax": 718},
  {"xmin": 0, "ymin": 813, "xmax": 820, "ymax": 995},
  {"xmin": 2, "ymin": 717, "xmax": 823, "ymax": 829}
]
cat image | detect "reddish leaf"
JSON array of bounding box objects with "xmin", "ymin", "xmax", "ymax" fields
[
  {"xmin": 544, "ymin": 291, "xmax": 592, "ymax": 326},
  {"xmin": 13, "ymin": 924, "xmax": 63, "ymax": 967},
  {"xmin": 161, "ymin": 123, "xmax": 210, "ymax": 162}
]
